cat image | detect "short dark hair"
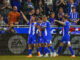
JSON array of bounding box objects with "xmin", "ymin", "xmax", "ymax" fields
[
  {"xmin": 72, "ymin": 7, "xmax": 76, "ymax": 10},
  {"xmin": 38, "ymin": 16, "xmax": 42, "ymax": 20},
  {"xmin": 63, "ymin": 14, "xmax": 68, "ymax": 19},
  {"xmin": 42, "ymin": 15, "xmax": 47, "ymax": 18},
  {"xmin": 29, "ymin": 8, "xmax": 34, "ymax": 12},
  {"xmin": 51, "ymin": 12, "xmax": 55, "ymax": 15}
]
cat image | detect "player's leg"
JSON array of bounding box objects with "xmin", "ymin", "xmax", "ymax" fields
[
  {"xmin": 32, "ymin": 35, "xmax": 38, "ymax": 56},
  {"xmin": 56, "ymin": 36, "xmax": 65, "ymax": 56},
  {"xmin": 48, "ymin": 44, "xmax": 56, "ymax": 57},
  {"xmin": 67, "ymin": 41, "xmax": 75, "ymax": 58},
  {"xmin": 27, "ymin": 35, "xmax": 32, "ymax": 57},
  {"xmin": 37, "ymin": 43, "xmax": 43, "ymax": 57},
  {"xmin": 43, "ymin": 39, "xmax": 51, "ymax": 57},
  {"xmin": 47, "ymin": 40, "xmax": 55, "ymax": 54},
  {"xmin": 37, "ymin": 36, "xmax": 43, "ymax": 56},
  {"xmin": 46, "ymin": 39, "xmax": 56, "ymax": 57},
  {"xmin": 27, "ymin": 44, "xmax": 32, "ymax": 57},
  {"xmin": 56, "ymin": 42, "xmax": 64, "ymax": 56}
]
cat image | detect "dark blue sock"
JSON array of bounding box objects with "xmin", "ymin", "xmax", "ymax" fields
[
  {"xmin": 28, "ymin": 49, "xmax": 32, "ymax": 55},
  {"xmin": 40, "ymin": 47, "xmax": 43, "ymax": 55},
  {"xmin": 69, "ymin": 46, "xmax": 74, "ymax": 55},
  {"xmin": 57, "ymin": 46, "xmax": 63, "ymax": 55},
  {"xmin": 37, "ymin": 48, "xmax": 39, "ymax": 52},
  {"xmin": 44, "ymin": 47, "xmax": 51, "ymax": 54},
  {"xmin": 50, "ymin": 46, "xmax": 55, "ymax": 53},
  {"xmin": 38, "ymin": 47, "xmax": 43, "ymax": 55}
]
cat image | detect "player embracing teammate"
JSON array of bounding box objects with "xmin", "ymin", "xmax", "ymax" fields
[
  {"xmin": 27, "ymin": 15, "xmax": 56, "ymax": 57},
  {"xmin": 54, "ymin": 14, "xmax": 75, "ymax": 58},
  {"xmin": 27, "ymin": 15, "xmax": 75, "ymax": 58}
]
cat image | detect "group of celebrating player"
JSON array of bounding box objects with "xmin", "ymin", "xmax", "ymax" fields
[{"xmin": 27, "ymin": 15, "xmax": 76, "ymax": 58}]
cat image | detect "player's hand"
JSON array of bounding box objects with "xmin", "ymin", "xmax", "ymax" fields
[
  {"xmin": 54, "ymin": 20, "xmax": 58, "ymax": 22},
  {"xmin": 20, "ymin": 11, "xmax": 23, "ymax": 14},
  {"xmin": 35, "ymin": 24, "xmax": 38, "ymax": 27},
  {"xmin": 73, "ymin": 21, "xmax": 77, "ymax": 23},
  {"xmin": 28, "ymin": 5, "xmax": 31, "ymax": 8}
]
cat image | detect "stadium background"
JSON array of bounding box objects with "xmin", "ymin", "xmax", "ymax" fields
[
  {"xmin": 0, "ymin": 25, "xmax": 80, "ymax": 56},
  {"xmin": 0, "ymin": 0, "xmax": 80, "ymax": 60}
]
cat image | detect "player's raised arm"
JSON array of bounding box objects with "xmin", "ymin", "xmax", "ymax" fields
[
  {"xmin": 37, "ymin": 25, "xmax": 42, "ymax": 36},
  {"xmin": 20, "ymin": 11, "xmax": 29, "ymax": 23},
  {"xmin": 54, "ymin": 14, "xmax": 68, "ymax": 26},
  {"xmin": 54, "ymin": 20, "xmax": 65, "ymax": 25}
]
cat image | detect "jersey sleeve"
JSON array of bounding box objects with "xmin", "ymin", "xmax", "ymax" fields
[
  {"xmin": 77, "ymin": 13, "xmax": 79, "ymax": 18},
  {"xmin": 65, "ymin": 21, "xmax": 69, "ymax": 26},
  {"xmin": 42, "ymin": 22, "xmax": 47, "ymax": 27},
  {"xmin": 36, "ymin": 23, "xmax": 40, "ymax": 26}
]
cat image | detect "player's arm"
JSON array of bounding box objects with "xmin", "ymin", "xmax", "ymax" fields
[
  {"xmin": 20, "ymin": 11, "xmax": 29, "ymax": 23},
  {"xmin": 35, "ymin": 24, "xmax": 41, "ymax": 36},
  {"xmin": 37, "ymin": 25, "xmax": 42, "ymax": 36},
  {"xmin": 54, "ymin": 20, "xmax": 65, "ymax": 25},
  {"xmin": 41, "ymin": 26, "xmax": 46, "ymax": 30},
  {"xmin": 73, "ymin": 18, "xmax": 79, "ymax": 23}
]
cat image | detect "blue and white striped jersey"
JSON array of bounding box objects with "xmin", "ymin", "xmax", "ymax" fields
[
  {"xmin": 41, "ymin": 21, "xmax": 52, "ymax": 37},
  {"xmin": 29, "ymin": 22, "xmax": 37, "ymax": 35},
  {"xmin": 63, "ymin": 21, "xmax": 70, "ymax": 36},
  {"xmin": 69, "ymin": 12, "xmax": 79, "ymax": 25}
]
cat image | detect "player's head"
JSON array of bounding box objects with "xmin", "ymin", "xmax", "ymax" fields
[
  {"xmin": 72, "ymin": 7, "xmax": 76, "ymax": 13},
  {"xmin": 0, "ymin": 14, "xmax": 3, "ymax": 21},
  {"xmin": 59, "ymin": 7, "xmax": 63, "ymax": 13},
  {"xmin": 13, "ymin": 6, "xmax": 18, "ymax": 12},
  {"xmin": 69, "ymin": 0, "xmax": 74, "ymax": 3},
  {"xmin": 36, "ymin": 8, "xmax": 40, "ymax": 15},
  {"xmin": 29, "ymin": 8, "xmax": 35, "ymax": 15},
  {"xmin": 28, "ymin": 0, "xmax": 31, "ymax": 3},
  {"xmin": 62, "ymin": 14, "xmax": 68, "ymax": 21},
  {"xmin": 31, "ymin": 15, "xmax": 36, "ymax": 22},
  {"xmin": 37, "ymin": 16, "xmax": 42, "ymax": 23},
  {"xmin": 42, "ymin": 15, "xmax": 47, "ymax": 22},
  {"xmin": 51, "ymin": 12, "xmax": 55, "ymax": 18}
]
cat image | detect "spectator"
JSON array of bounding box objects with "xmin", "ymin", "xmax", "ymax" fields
[
  {"xmin": 48, "ymin": 12, "xmax": 55, "ymax": 25},
  {"xmin": 75, "ymin": 0, "xmax": 80, "ymax": 6},
  {"xmin": 69, "ymin": 7, "xmax": 79, "ymax": 25},
  {"xmin": 68, "ymin": 0, "xmax": 77, "ymax": 13},
  {"xmin": 8, "ymin": 6, "xmax": 21, "ymax": 25},
  {"xmin": 12, "ymin": 0, "xmax": 21, "ymax": 12},
  {"xmin": 77, "ymin": 2, "xmax": 80, "ymax": 16},
  {"xmin": 56, "ymin": 0, "xmax": 67, "ymax": 13},
  {"xmin": 47, "ymin": 5, "xmax": 54, "ymax": 18},
  {"xmin": 0, "ymin": 0, "xmax": 12, "ymax": 24},
  {"xmin": 36, "ymin": 0, "xmax": 44, "ymax": 15},
  {"xmin": 58, "ymin": 7, "xmax": 65, "ymax": 21},
  {"xmin": 35, "ymin": 9, "xmax": 41, "ymax": 18},
  {"xmin": 0, "ymin": 14, "xmax": 6, "ymax": 25},
  {"xmin": 77, "ymin": 19, "xmax": 80, "ymax": 25},
  {"xmin": 20, "ymin": 8, "xmax": 35, "ymax": 25},
  {"xmin": 23, "ymin": 0, "xmax": 34, "ymax": 13}
]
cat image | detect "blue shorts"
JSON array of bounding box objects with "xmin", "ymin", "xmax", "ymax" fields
[
  {"xmin": 61, "ymin": 35, "xmax": 70, "ymax": 45},
  {"xmin": 38, "ymin": 36, "xmax": 52, "ymax": 44},
  {"xmin": 38, "ymin": 36, "xmax": 44, "ymax": 44},
  {"xmin": 27, "ymin": 35, "xmax": 37, "ymax": 44}
]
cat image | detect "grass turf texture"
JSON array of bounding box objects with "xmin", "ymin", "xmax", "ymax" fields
[{"xmin": 0, "ymin": 56, "xmax": 80, "ymax": 60}]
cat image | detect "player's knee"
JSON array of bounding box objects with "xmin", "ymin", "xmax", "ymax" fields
[
  {"xmin": 28, "ymin": 44, "xmax": 32, "ymax": 49},
  {"xmin": 34, "ymin": 44, "xmax": 36, "ymax": 47},
  {"xmin": 60, "ymin": 43, "xmax": 64, "ymax": 46},
  {"xmin": 68, "ymin": 44, "xmax": 71, "ymax": 47},
  {"xmin": 42, "ymin": 44, "xmax": 46, "ymax": 47},
  {"xmin": 48, "ymin": 44, "xmax": 51, "ymax": 47},
  {"xmin": 38, "ymin": 44, "xmax": 41, "ymax": 47}
]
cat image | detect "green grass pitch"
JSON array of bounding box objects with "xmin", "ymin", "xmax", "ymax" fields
[{"xmin": 0, "ymin": 56, "xmax": 80, "ymax": 60}]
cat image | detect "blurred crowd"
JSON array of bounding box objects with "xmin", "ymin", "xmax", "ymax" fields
[{"xmin": 0, "ymin": 0, "xmax": 80, "ymax": 26}]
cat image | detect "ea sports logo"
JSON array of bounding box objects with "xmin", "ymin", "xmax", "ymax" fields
[{"xmin": 8, "ymin": 35, "xmax": 26, "ymax": 54}]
